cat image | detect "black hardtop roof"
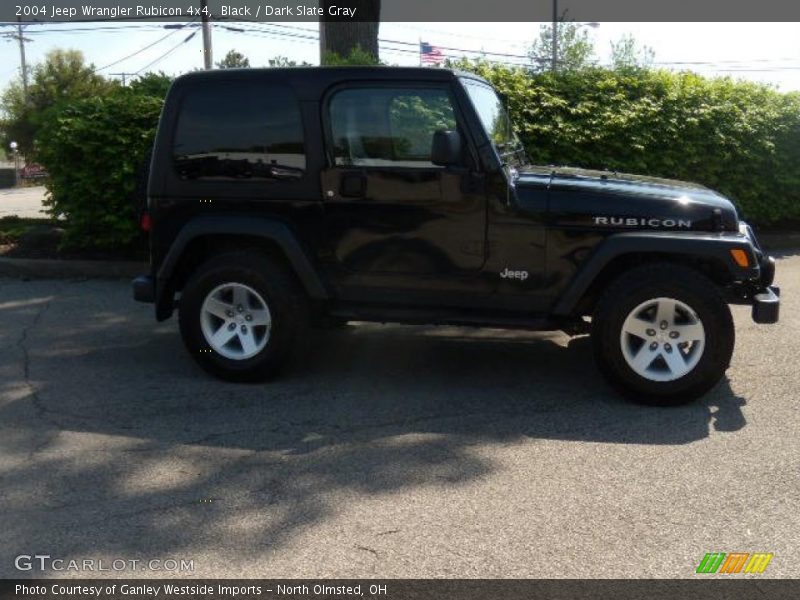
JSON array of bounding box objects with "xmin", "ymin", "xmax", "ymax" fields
[{"xmin": 171, "ymin": 66, "xmax": 491, "ymax": 96}]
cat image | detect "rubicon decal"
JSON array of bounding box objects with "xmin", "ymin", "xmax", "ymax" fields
[
  {"xmin": 696, "ymin": 552, "xmax": 773, "ymax": 574},
  {"xmin": 593, "ymin": 216, "xmax": 692, "ymax": 228}
]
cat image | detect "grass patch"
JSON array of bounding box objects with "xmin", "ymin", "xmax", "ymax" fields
[{"xmin": 0, "ymin": 214, "xmax": 147, "ymax": 260}]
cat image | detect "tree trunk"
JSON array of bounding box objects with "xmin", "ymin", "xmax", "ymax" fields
[{"xmin": 320, "ymin": 1, "xmax": 381, "ymax": 62}]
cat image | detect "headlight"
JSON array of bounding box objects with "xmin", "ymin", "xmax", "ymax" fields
[{"xmin": 739, "ymin": 221, "xmax": 762, "ymax": 253}]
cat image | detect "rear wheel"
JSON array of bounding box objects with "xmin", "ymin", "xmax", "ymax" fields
[
  {"xmin": 592, "ymin": 263, "xmax": 734, "ymax": 405},
  {"xmin": 178, "ymin": 251, "xmax": 307, "ymax": 382},
  {"xmin": 199, "ymin": 282, "xmax": 272, "ymax": 361}
]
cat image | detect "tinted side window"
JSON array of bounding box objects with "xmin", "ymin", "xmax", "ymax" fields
[
  {"xmin": 172, "ymin": 82, "xmax": 305, "ymax": 181},
  {"xmin": 329, "ymin": 87, "xmax": 456, "ymax": 167}
]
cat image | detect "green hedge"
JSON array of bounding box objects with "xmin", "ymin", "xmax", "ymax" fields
[
  {"xmin": 463, "ymin": 62, "xmax": 800, "ymax": 228},
  {"xmin": 35, "ymin": 91, "xmax": 163, "ymax": 249}
]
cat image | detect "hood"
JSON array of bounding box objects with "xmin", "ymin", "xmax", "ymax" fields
[{"xmin": 515, "ymin": 166, "xmax": 739, "ymax": 232}]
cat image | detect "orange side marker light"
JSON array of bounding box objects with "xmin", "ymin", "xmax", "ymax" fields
[{"xmin": 730, "ymin": 248, "xmax": 749, "ymax": 268}]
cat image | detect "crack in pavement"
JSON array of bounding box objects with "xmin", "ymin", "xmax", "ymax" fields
[
  {"xmin": 355, "ymin": 544, "xmax": 379, "ymax": 557},
  {"xmin": 376, "ymin": 529, "xmax": 400, "ymax": 536},
  {"xmin": 15, "ymin": 295, "xmax": 57, "ymax": 454}
]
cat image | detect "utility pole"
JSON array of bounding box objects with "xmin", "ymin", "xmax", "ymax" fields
[
  {"xmin": 551, "ymin": 0, "xmax": 558, "ymax": 72},
  {"xmin": 17, "ymin": 18, "xmax": 29, "ymax": 98},
  {"xmin": 110, "ymin": 72, "xmax": 136, "ymax": 86},
  {"xmin": 3, "ymin": 17, "xmax": 32, "ymax": 100},
  {"xmin": 200, "ymin": 0, "xmax": 213, "ymax": 69}
]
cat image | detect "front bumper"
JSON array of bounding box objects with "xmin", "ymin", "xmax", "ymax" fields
[
  {"xmin": 752, "ymin": 285, "xmax": 780, "ymax": 324},
  {"xmin": 740, "ymin": 222, "xmax": 779, "ymax": 324}
]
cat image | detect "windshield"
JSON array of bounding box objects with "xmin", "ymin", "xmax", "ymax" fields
[{"xmin": 460, "ymin": 78, "xmax": 527, "ymax": 167}]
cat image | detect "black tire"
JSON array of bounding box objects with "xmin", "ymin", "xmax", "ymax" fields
[
  {"xmin": 178, "ymin": 250, "xmax": 308, "ymax": 382},
  {"xmin": 592, "ymin": 263, "xmax": 735, "ymax": 406}
]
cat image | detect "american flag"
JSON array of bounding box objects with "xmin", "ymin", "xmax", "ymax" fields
[{"xmin": 420, "ymin": 42, "xmax": 444, "ymax": 65}]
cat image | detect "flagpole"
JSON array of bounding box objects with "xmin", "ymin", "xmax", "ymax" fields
[{"xmin": 419, "ymin": 38, "xmax": 422, "ymax": 67}]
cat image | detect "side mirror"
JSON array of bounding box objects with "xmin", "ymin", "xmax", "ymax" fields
[{"xmin": 431, "ymin": 130, "xmax": 462, "ymax": 167}]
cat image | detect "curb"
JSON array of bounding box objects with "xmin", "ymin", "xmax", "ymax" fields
[{"xmin": 0, "ymin": 257, "xmax": 147, "ymax": 280}]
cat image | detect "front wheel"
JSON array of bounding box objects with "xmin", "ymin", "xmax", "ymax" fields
[{"xmin": 592, "ymin": 263, "xmax": 735, "ymax": 405}]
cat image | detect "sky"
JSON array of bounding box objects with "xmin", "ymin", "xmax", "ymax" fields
[{"xmin": 2, "ymin": 22, "xmax": 800, "ymax": 92}]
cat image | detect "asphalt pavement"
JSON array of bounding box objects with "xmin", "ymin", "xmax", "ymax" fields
[{"xmin": 0, "ymin": 254, "xmax": 798, "ymax": 578}]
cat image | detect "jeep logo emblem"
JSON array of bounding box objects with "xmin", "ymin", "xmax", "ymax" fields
[{"xmin": 500, "ymin": 268, "xmax": 529, "ymax": 281}]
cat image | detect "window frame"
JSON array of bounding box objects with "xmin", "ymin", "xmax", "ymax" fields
[
  {"xmin": 164, "ymin": 80, "xmax": 312, "ymax": 197},
  {"xmin": 459, "ymin": 77, "xmax": 526, "ymax": 168},
  {"xmin": 321, "ymin": 81, "xmax": 476, "ymax": 172}
]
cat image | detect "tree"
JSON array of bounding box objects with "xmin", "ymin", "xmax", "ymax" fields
[
  {"xmin": 36, "ymin": 91, "xmax": 163, "ymax": 249},
  {"xmin": 128, "ymin": 71, "xmax": 173, "ymax": 98},
  {"xmin": 610, "ymin": 34, "xmax": 655, "ymax": 70},
  {"xmin": 319, "ymin": 0, "xmax": 381, "ymax": 63},
  {"xmin": 0, "ymin": 49, "xmax": 115, "ymax": 157},
  {"xmin": 0, "ymin": 83, "xmax": 32, "ymax": 158},
  {"xmin": 321, "ymin": 47, "xmax": 382, "ymax": 66},
  {"xmin": 529, "ymin": 21, "xmax": 595, "ymax": 72},
  {"xmin": 267, "ymin": 55, "xmax": 311, "ymax": 68},
  {"xmin": 216, "ymin": 50, "xmax": 250, "ymax": 69}
]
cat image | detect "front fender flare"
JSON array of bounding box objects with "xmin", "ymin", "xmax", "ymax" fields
[{"xmin": 551, "ymin": 231, "xmax": 759, "ymax": 316}]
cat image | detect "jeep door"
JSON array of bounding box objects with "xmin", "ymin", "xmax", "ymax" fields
[{"xmin": 320, "ymin": 82, "xmax": 489, "ymax": 307}]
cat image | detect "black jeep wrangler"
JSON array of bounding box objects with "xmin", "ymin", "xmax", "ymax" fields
[{"xmin": 133, "ymin": 67, "xmax": 779, "ymax": 405}]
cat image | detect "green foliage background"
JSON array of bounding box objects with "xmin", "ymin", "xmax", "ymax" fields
[
  {"xmin": 28, "ymin": 59, "xmax": 800, "ymax": 252},
  {"xmin": 1, "ymin": 49, "xmax": 117, "ymax": 157},
  {"xmin": 36, "ymin": 90, "xmax": 163, "ymax": 249},
  {"xmin": 321, "ymin": 46, "xmax": 381, "ymax": 66},
  {"xmin": 458, "ymin": 61, "xmax": 800, "ymax": 227}
]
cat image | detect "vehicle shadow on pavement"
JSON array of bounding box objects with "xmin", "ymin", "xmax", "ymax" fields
[{"xmin": 0, "ymin": 284, "xmax": 748, "ymax": 573}]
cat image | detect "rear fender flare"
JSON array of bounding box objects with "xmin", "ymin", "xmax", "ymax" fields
[{"xmin": 155, "ymin": 216, "xmax": 328, "ymax": 318}]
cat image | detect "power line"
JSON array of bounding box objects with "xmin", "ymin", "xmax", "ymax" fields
[
  {"xmin": 21, "ymin": 20, "xmax": 800, "ymax": 71},
  {"xmin": 652, "ymin": 57, "xmax": 800, "ymax": 66},
  {"xmin": 713, "ymin": 67, "xmax": 800, "ymax": 72},
  {"xmin": 242, "ymin": 22, "xmax": 800, "ymax": 71},
  {"xmin": 95, "ymin": 26, "xmax": 186, "ymax": 71},
  {"xmin": 248, "ymin": 22, "xmax": 538, "ymax": 61},
  {"xmin": 590, "ymin": 60, "xmax": 800, "ymax": 72},
  {"xmin": 258, "ymin": 22, "xmax": 546, "ymax": 63},
  {"xmin": 21, "ymin": 24, "xmax": 166, "ymax": 34},
  {"xmin": 242, "ymin": 23, "xmax": 800, "ymax": 72},
  {"xmin": 224, "ymin": 27, "xmax": 530, "ymax": 67},
  {"xmin": 134, "ymin": 30, "xmax": 196, "ymax": 75},
  {"xmin": 391, "ymin": 23, "xmax": 531, "ymax": 47},
  {"xmin": 219, "ymin": 23, "xmax": 537, "ymax": 68},
  {"xmin": 11, "ymin": 14, "xmax": 194, "ymax": 23},
  {"xmin": 14, "ymin": 20, "xmax": 800, "ymax": 76}
]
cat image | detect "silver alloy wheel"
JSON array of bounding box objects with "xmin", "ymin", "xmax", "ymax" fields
[
  {"xmin": 200, "ymin": 282, "xmax": 272, "ymax": 360},
  {"xmin": 619, "ymin": 297, "xmax": 705, "ymax": 382}
]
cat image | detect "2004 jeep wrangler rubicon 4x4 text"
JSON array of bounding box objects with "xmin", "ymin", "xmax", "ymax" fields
[{"xmin": 133, "ymin": 67, "xmax": 779, "ymax": 405}]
